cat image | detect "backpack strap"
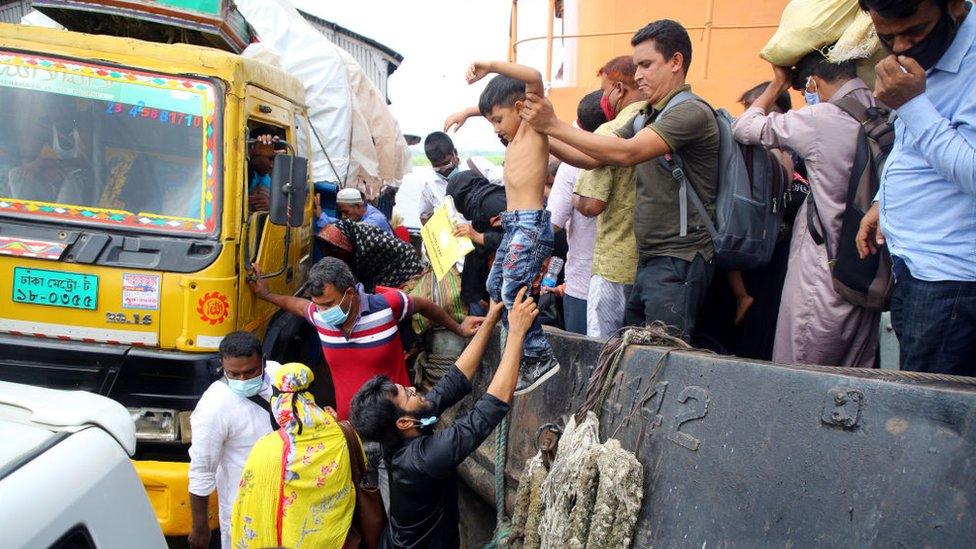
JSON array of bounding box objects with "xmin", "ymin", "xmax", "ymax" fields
[
  {"xmin": 832, "ymin": 95, "xmax": 871, "ymax": 124},
  {"xmin": 807, "ymin": 94, "xmax": 869, "ymax": 259},
  {"xmin": 659, "ymin": 152, "xmax": 718, "ymax": 239},
  {"xmin": 833, "ymin": 95, "xmax": 895, "ymax": 148},
  {"xmin": 630, "ymin": 90, "xmax": 717, "ymax": 239},
  {"xmin": 338, "ymin": 420, "xmax": 367, "ymax": 485},
  {"xmin": 631, "ymin": 90, "xmax": 700, "ymax": 134},
  {"xmin": 805, "ymin": 192, "xmax": 832, "ymax": 260},
  {"xmin": 247, "ymin": 394, "xmax": 278, "ymax": 431},
  {"xmin": 650, "ymin": 92, "xmax": 718, "ymax": 239},
  {"xmin": 806, "ymin": 125, "xmax": 871, "ymax": 261}
]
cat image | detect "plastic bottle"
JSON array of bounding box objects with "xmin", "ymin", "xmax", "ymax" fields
[{"xmin": 541, "ymin": 257, "xmax": 564, "ymax": 291}]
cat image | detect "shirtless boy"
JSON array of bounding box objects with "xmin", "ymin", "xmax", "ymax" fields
[{"xmin": 445, "ymin": 60, "xmax": 559, "ymax": 394}]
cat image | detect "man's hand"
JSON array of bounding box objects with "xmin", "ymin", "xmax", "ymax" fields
[
  {"xmin": 771, "ymin": 64, "xmax": 792, "ymax": 93},
  {"xmin": 507, "ymin": 287, "xmax": 538, "ymax": 336},
  {"xmin": 248, "ymin": 263, "xmax": 270, "ymax": 298},
  {"xmin": 453, "ymin": 223, "xmax": 484, "ymax": 245},
  {"xmin": 856, "ymin": 202, "xmax": 885, "ymax": 258},
  {"xmin": 459, "ymin": 315, "xmax": 485, "ymax": 336},
  {"xmin": 314, "ymin": 193, "xmax": 323, "ymax": 219},
  {"xmin": 187, "ymin": 526, "xmax": 210, "ymax": 549},
  {"xmin": 452, "ymin": 223, "xmax": 476, "ymax": 238},
  {"xmin": 249, "ymin": 187, "xmax": 270, "ymax": 211},
  {"xmin": 251, "ymin": 134, "xmax": 277, "ymax": 158},
  {"xmin": 875, "ymin": 55, "xmax": 926, "ymax": 110},
  {"xmin": 466, "ymin": 61, "xmax": 492, "ymax": 84},
  {"xmin": 486, "ymin": 299, "xmax": 505, "ymax": 323},
  {"xmin": 541, "ymin": 283, "xmax": 565, "ymax": 297},
  {"xmin": 520, "ymin": 92, "xmax": 558, "ymax": 134}
]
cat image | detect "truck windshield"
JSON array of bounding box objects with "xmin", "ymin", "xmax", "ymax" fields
[{"xmin": 0, "ymin": 51, "xmax": 220, "ymax": 235}]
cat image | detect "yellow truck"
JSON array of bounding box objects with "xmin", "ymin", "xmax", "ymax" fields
[{"xmin": 0, "ymin": 22, "xmax": 317, "ymax": 536}]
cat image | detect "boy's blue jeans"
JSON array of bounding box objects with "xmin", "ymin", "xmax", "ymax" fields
[{"xmin": 487, "ymin": 209, "xmax": 554, "ymax": 360}]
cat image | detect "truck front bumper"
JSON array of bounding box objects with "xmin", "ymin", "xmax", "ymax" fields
[{"xmin": 133, "ymin": 460, "xmax": 218, "ymax": 537}]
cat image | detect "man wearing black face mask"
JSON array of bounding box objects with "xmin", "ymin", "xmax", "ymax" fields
[
  {"xmin": 349, "ymin": 289, "xmax": 537, "ymax": 549},
  {"xmin": 856, "ymin": 0, "xmax": 976, "ymax": 376}
]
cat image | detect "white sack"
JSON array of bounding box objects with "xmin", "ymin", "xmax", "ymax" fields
[{"xmin": 236, "ymin": 0, "xmax": 353, "ymax": 184}]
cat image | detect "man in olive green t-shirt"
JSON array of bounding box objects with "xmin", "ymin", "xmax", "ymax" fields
[{"xmin": 522, "ymin": 19, "xmax": 720, "ymax": 340}]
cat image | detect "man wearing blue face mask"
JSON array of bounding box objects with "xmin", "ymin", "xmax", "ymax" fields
[
  {"xmin": 249, "ymin": 257, "xmax": 483, "ymax": 420},
  {"xmin": 187, "ymin": 331, "xmax": 281, "ymax": 549},
  {"xmin": 732, "ymin": 53, "xmax": 882, "ymax": 369},
  {"xmin": 349, "ymin": 288, "xmax": 536, "ymax": 549}
]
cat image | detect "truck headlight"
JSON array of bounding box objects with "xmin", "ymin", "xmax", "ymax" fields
[{"xmin": 128, "ymin": 407, "xmax": 178, "ymax": 442}]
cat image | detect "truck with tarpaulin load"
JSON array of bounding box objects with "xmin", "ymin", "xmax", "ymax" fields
[{"xmin": 0, "ymin": 2, "xmax": 326, "ymax": 538}]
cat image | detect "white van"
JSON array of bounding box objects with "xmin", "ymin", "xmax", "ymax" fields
[{"xmin": 0, "ymin": 381, "xmax": 166, "ymax": 548}]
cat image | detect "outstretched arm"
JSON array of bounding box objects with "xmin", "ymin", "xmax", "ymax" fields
[
  {"xmin": 445, "ymin": 105, "xmax": 483, "ymax": 133},
  {"xmin": 412, "ymin": 296, "xmax": 484, "ymax": 337},
  {"xmin": 487, "ymin": 287, "xmax": 538, "ymax": 404},
  {"xmin": 248, "ymin": 264, "xmax": 311, "ymax": 319},
  {"xmin": 521, "ymin": 92, "xmax": 669, "ymax": 166},
  {"xmin": 415, "ymin": 289, "xmax": 537, "ymax": 480},
  {"xmin": 468, "ymin": 60, "xmax": 543, "ymax": 96},
  {"xmin": 549, "ymin": 138, "xmax": 604, "ymax": 170},
  {"xmin": 454, "ymin": 300, "xmax": 505, "ymax": 380}
]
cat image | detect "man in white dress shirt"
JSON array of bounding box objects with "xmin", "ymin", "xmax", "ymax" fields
[
  {"xmin": 187, "ymin": 331, "xmax": 279, "ymax": 549},
  {"xmin": 420, "ymin": 132, "xmax": 504, "ymax": 225}
]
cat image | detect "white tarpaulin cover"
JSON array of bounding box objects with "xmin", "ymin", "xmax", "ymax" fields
[{"xmin": 236, "ymin": 0, "xmax": 410, "ymax": 194}]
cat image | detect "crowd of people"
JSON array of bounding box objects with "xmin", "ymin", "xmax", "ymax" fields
[{"xmin": 187, "ymin": 0, "xmax": 974, "ymax": 547}]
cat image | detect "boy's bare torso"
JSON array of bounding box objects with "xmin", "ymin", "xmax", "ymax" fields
[{"xmin": 503, "ymin": 121, "xmax": 549, "ymax": 211}]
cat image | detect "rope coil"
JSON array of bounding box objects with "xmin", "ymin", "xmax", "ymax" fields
[{"xmin": 485, "ymin": 416, "xmax": 511, "ymax": 548}]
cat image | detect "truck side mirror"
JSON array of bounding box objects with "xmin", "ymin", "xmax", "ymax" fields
[{"xmin": 268, "ymin": 154, "xmax": 308, "ymax": 227}]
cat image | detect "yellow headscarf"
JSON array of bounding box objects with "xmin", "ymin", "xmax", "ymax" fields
[{"xmin": 232, "ymin": 363, "xmax": 356, "ymax": 548}]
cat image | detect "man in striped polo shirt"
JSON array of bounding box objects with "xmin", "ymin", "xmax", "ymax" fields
[{"xmin": 250, "ymin": 257, "xmax": 482, "ymax": 419}]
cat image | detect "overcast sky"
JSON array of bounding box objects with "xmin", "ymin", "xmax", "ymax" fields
[{"xmin": 293, "ymin": 0, "xmax": 513, "ymax": 154}]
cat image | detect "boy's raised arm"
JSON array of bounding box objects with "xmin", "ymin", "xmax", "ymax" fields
[
  {"xmin": 467, "ymin": 60, "xmax": 544, "ymax": 96},
  {"xmin": 444, "ymin": 105, "xmax": 483, "ymax": 133}
]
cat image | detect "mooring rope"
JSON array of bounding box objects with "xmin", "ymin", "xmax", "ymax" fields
[
  {"xmin": 576, "ymin": 323, "xmax": 699, "ymax": 424},
  {"xmin": 485, "ymin": 415, "xmax": 511, "ymax": 548}
]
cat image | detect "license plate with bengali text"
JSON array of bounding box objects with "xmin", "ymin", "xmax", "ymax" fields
[{"xmin": 12, "ymin": 267, "xmax": 98, "ymax": 310}]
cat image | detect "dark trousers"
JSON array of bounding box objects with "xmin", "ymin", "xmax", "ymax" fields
[
  {"xmin": 890, "ymin": 259, "xmax": 976, "ymax": 376},
  {"xmin": 562, "ymin": 295, "xmax": 587, "ymax": 335},
  {"xmin": 625, "ymin": 254, "xmax": 715, "ymax": 340},
  {"xmin": 486, "ymin": 210, "xmax": 555, "ymax": 359}
]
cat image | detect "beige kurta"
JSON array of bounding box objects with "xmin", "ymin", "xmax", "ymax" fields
[{"xmin": 732, "ymin": 79, "xmax": 879, "ymax": 368}]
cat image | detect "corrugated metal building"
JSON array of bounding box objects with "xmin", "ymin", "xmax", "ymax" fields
[{"xmin": 0, "ymin": 0, "xmax": 402, "ymax": 99}]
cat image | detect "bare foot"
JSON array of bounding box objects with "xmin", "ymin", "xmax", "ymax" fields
[{"xmin": 735, "ymin": 295, "xmax": 755, "ymax": 326}]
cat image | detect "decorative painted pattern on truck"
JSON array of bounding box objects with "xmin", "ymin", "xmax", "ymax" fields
[{"xmin": 0, "ymin": 51, "xmax": 219, "ymax": 234}]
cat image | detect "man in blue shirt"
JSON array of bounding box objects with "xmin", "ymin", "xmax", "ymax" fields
[
  {"xmin": 315, "ymin": 187, "xmax": 393, "ymax": 233},
  {"xmin": 857, "ymin": 0, "xmax": 975, "ymax": 376}
]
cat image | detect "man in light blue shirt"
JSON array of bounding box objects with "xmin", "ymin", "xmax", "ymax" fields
[
  {"xmin": 857, "ymin": 0, "xmax": 975, "ymax": 376},
  {"xmin": 315, "ymin": 187, "xmax": 393, "ymax": 233}
]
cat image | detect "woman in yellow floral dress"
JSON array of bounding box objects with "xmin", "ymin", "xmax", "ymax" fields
[{"xmin": 231, "ymin": 362, "xmax": 356, "ymax": 548}]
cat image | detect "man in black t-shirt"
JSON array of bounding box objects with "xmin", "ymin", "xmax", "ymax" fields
[{"xmin": 349, "ymin": 288, "xmax": 538, "ymax": 549}]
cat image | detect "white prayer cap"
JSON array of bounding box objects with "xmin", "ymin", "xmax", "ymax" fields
[{"xmin": 336, "ymin": 188, "xmax": 364, "ymax": 205}]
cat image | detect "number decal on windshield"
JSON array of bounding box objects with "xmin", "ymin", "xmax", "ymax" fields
[{"xmin": 104, "ymin": 101, "xmax": 199, "ymax": 127}]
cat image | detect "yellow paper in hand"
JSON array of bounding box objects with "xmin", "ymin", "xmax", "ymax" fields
[{"xmin": 422, "ymin": 196, "xmax": 475, "ymax": 281}]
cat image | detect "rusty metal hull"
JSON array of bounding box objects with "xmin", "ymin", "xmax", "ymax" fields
[{"xmin": 440, "ymin": 328, "xmax": 976, "ymax": 547}]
